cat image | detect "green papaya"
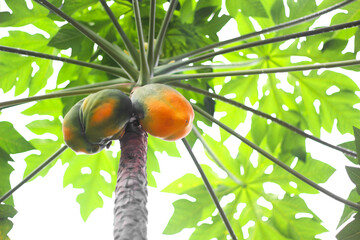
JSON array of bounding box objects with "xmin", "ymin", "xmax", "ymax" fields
[
  {"xmin": 62, "ymin": 89, "xmax": 133, "ymax": 154},
  {"xmin": 81, "ymin": 89, "xmax": 133, "ymax": 144},
  {"xmin": 62, "ymin": 100, "xmax": 103, "ymax": 154}
]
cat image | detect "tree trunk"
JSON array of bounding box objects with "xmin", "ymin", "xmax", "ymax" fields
[{"xmin": 114, "ymin": 121, "xmax": 148, "ymax": 240}]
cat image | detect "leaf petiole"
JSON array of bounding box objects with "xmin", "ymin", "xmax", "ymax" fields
[
  {"xmin": 99, "ymin": 0, "xmax": 140, "ymax": 69},
  {"xmin": 0, "ymin": 145, "xmax": 68, "ymax": 203},
  {"xmin": 0, "ymin": 81, "xmax": 134, "ymax": 110},
  {"xmin": 0, "ymin": 45, "xmax": 128, "ymax": 78},
  {"xmin": 182, "ymin": 138, "xmax": 238, "ymax": 240},
  {"xmin": 153, "ymin": 59, "xmax": 360, "ymax": 83}
]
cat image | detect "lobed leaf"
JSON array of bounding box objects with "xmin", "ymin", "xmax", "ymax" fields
[
  {"xmin": 337, "ymin": 212, "xmax": 360, "ymax": 240},
  {"xmin": 0, "ymin": 31, "xmax": 57, "ymax": 96},
  {"xmin": 0, "ymin": 203, "xmax": 17, "ymax": 240},
  {"xmin": 62, "ymin": 150, "xmax": 119, "ymax": 221}
]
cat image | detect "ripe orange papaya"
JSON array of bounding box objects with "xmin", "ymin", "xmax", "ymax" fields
[
  {"xmin": 62, "ymin": 89, "xmax": 132, "ymax": 154},
  {"xmin": 131, "ymin": 84, "xmax": 194, "ymax": 141},
  {"xmin": 62, "ymin": 100, "xmax": 103, "ymax": 154}
]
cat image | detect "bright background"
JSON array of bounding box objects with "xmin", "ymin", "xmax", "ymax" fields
[{"xmin": 0, "ymin": 0, "xmax": 358, "ymax": 239}]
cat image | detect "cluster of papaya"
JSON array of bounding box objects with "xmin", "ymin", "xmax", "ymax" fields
[{"xmin": 62, "ymin": 84, "xmax": 194, "ymax": 154}]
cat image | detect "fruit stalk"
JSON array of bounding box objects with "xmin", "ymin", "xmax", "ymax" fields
[{"xmin": 114, "ymin": 121, "xmax": 148, "ymax": 240}]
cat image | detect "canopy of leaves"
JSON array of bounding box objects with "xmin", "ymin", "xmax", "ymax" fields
[{"xmin": 0, "ymin": 0, "xmax": 360, "ymax": 239}]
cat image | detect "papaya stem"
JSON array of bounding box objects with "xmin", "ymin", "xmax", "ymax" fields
[
  {"xmin": 162, "ymin": 0, "xmax": 356, "ymax": 63},
  {"xmin": 133, "ymin": 0, "xmax": 150, "ymax": 85},
  {"xmin": 153, "ymin": 0, "xmax": 178, "ymax": 66},
  {"xmin": 182, "ymin": 138, "xmax": 238, "ymax": 240},
  {"xmin": 147, "ymin": 0, "xmax": 156, "ymax": 75},
  {"xmin": 33, "ymin": 0, "xmax": 139, "ymax": 81},
  {"xmin": 152, "ymin": 59, "xmax": 360, "ymax": 83},
  {"xmin": 0, "ymin": 45, "xmax": 127, "ymax": 78},
  {"xmin": 0, "ymin": 81, "xmax": 134, "ymax": 110},
  {"xmin": 0, "ymin": 145, "xmax": 68, "ymax": 203},
  {"xmin": 156, "ymin": 59, "xmax": 262, "ymax": 74},
  {"xmin": 99, "ymin": 0, "xmax": 140, "ymax": 69},
  {"xmin": 173, "ymin": 83, "xmax": 357, "ymax": 158},
  {"xmin": 193, "ymin": 104, "xmax": 360, "ymax": 211},
  {"xmin": 114, "ymin": 121, "xmax": 148, "ymax": 240},
  {"xmin": 156, "ymin": 20, "xmax": 360, "ymax": 74}
]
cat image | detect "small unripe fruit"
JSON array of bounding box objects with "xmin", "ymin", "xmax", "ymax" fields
[{"xmin": 131, "ymin": 84, "xmax": 194, "ymax": 141}]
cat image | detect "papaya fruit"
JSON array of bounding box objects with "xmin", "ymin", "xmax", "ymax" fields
[
  {"xmin": 131, "ymin": 84, "xmax": 194, "ymax": 141},
  {"xmin": 81, "ymin": 89, "xmax": 133, "ymax": 144},
  {"xmin": 62, "ymin": 100, "xmax": 103, "ymax": 154},
  {"xmin": 62, "ymin": 89, "xmax": 132, "ymax": 154}
]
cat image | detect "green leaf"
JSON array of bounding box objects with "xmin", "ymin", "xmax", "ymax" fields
[
  {"xmin": 0, "ymin": 148, "xmax": 15, "ymax": 206},
  {"xmin": 23, "ymin": 118, "xmax": 63, "ymax": 178},
  {"xmin": 163, "ymin": 139, "xmax": 331, "ymax": 238},
  {"xmin": 354, "ymin": 127, "xmax": 360, "ymax": 164},
  {"xmin": 338, "ymin": 189, "xmax": 360, "ymax": 229},
  {"xmin": 338, "ymin": 141, "xmax": 358, "ymax": 164},
  {"xmin": 178, "ymin": 0, "xmax": 195, "ymax": 24},
  {"xmin": 0, "ymin": 31, "xmax": 57, "ymax": 96},
  {"xmin": 337, "ymin": 212, "xmax": 360, "ymax": 240},
  {"xmin": 57, "ymin": 0, "xmax": 98, "ymax": 17},
  {"xmin": 62, "ymin": 150, "xmax": 119, "ymax": 221},
  {"xmin": 48, "ymin": 24, "xmax": 91, "ymax": 58},
  {"xmin": 0, "ymin": 0, "xmax": 59, "ymax": 34},
  {"xmin": 0, "ymin": 203, "xmax": 17, "ymax": 240},
  {"xmin": 266, "ymin": 154, "xmax": 336, "ymax": 194},
  {"xmin": 346, "ymin": 166, "xmax": 360, "ymax": 195},
  {"xmin": 226, "ymin": 0, "xmax": 268, "ymax": 18},
  {"xmin": 147, "ymin": 135, "xmax": 180, "ymax": 187},
  {"xmin": 162, "ymin": 187, "xmax": 214, "ymax": 235},
  {"xmin": 162, "ymin": 173, "xmax": 204, "ymax": 195},
  {"xmin": 22, "ymin": 98, "xmax": 64, "ymax": 118},
  {"xmin": 0, "ymin": 121, "xmax": 33, "ymax": 154}
]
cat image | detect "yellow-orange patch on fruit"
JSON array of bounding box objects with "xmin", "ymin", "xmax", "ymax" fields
[
  {"xmin": 62, "ymin": 126, "xmax": 73, "ymax": 140},
  {"xmin": 90, "ymin": 100, "xmax": 116, "ymax": 125}
]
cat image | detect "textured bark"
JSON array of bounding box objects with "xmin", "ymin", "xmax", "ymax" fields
[{"xmin": 114, "ymin": 121, "xmax": 148, "ymax": 240}]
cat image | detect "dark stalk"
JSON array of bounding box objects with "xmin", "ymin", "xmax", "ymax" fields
[
  {"xmin": 158, "ymin": 59, "xmax": 262, "ymax": 74},
  {"xmin": 0, "ymin": 82, "xmax": 134, "ymax": 110},
  {"xmin": 173, "ymin": 83, "xmax": 357, "ymax": 158},
  {"xmin": 99, "ymin": 0, "xmax": 140, "ymax": 68},
  {"xmin": 153, "ymin": 0, "xmax": 178, "ymax": 66},
  {"xmin": 58, "ymin": 79, "xmax": 134, "ymax": 93},
  {"xmin": 33, "ymin": 0, "xmax": 139, "ymax": 81},
  {"xmin": 164, "ymin": 0, "xmax": 356, "ymax": 62},
  {"xmin": 0, "ymin": 145, "xmax": 68, "ymax": 203},
  {"xmin": 0, "ymin": 45, "xmax": 127, "ymax": 78},
  {"xmin": 153, "ymin": 59, "xmax": 360, "ymax": 83},
  {"xmin": 156, "ymin": 20, "xmax": 360, "ymax": 74},
  {"xmin": 147, "ymin": 0, "xmax": 156, "ymax": 75},
  {"xmin": 193, "ymin": 105, "xmax": 360, "ymax": 211},
  {"xmin": 182, "ymin": 138, "xmax": 238, "ymax": 240},
  {"xmin": 133, "ymin": 0, "xmax": 150, "ymax": 85}
]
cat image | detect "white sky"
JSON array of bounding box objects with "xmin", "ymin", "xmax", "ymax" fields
[{"xmin": 1, "ymin": 0, "xmax": 359, "ymax": 239}]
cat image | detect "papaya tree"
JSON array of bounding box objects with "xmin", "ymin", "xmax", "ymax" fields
[{"xmin": 1, "ymin": 0, "xmax": 360, "ymax": 239}]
